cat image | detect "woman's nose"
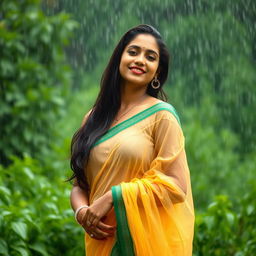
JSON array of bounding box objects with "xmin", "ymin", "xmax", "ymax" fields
[{"xmin": 134, "ymin": 54, "xmax": 145, "ymax": 66}]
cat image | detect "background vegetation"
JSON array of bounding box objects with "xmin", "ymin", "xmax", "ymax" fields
[{"xmin": 0, "ymin": 0, "xmax": 255, "ymax": 255}]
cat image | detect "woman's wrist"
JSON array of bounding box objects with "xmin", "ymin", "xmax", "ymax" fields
[
  {"xmin": 76, "ymin": 207, "xmax": 88, "ymax": 224},
  {"xmin": 74, "ymin": 205, "xmax": 89, "ymax": 223},
  {"xmin": 105, "ymin": 190, "xmax": 113, "ymax": 205}
]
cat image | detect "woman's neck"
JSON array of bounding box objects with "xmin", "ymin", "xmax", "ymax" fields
[{"xmin": 120, "ymin": 85, "xmax": 148, "ymax": 109}]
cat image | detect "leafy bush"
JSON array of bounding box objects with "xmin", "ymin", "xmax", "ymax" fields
[
  {"xmin": 0, "ymin": 0, "xmax": 77, "ymax": 165},
  {"xmin": 0, "ymin": 155, "xmax": 84, "ymax": 256},
  {"xmin": 194, "ymin": 186, "xmax": 256, "ymax": 255}
]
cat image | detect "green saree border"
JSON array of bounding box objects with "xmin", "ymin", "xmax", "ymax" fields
[
  {"xmin": 111, "ymin": 185, "xmax": 135, "ymax": 256},
  {"xmin": 94, "ymin": 102, "xmax": 180, "ymax": 147}
]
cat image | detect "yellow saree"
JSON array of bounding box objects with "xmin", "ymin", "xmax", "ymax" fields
[{"xmin": 85, "ymin": 101, "xmax": 194, "ymax": 256}]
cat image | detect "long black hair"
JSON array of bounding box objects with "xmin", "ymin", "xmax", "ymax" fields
[{"xmin": 69, "ymin": 24, "xmax": 170, "ymax": 190}]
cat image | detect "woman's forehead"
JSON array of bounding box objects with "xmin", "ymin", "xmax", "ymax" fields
[{"xmin": 126, "ymin": 34, "xmax": 159, "ymax": 54}]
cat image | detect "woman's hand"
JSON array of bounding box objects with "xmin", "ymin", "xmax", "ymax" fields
[{"xmin": 80, "ymin": 191, "xmax": 116, "ymax": 240}]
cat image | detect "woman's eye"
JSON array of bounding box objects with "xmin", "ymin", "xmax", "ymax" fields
[
  {"xmin": 128, "ymin": 50, "xmax": 137, "ymax": 55},
  {"xmin": 147, "ymin": 55, "xmax": 156, "ymax": 61}
]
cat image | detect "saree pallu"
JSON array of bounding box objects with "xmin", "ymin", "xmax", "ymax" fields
[{"xmin": 85, "ymin": 102, "xmax": 195, "ymax": 256}]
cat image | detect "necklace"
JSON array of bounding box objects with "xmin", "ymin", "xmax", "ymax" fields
[{"xmin": 115, "ymin": 95, "xmax": 147, "ymax": 122}]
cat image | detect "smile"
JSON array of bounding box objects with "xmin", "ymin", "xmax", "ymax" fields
[{"xmin": 129, "ymin": 66, "xmax": 146, "ymax": 75}]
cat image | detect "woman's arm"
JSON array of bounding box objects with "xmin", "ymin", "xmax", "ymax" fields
[
  {"xmin": 82, "ymin": 190, "xmax": 113, "ymax": 227},
  {"xmin": 151, "ymin": 112, "xmax": 188, "ymax": 199},
  {"xmin": 70, "ymin": 182, "xmax": 89, "ymax": 223},
  {"xmin": 70, "ymin": 183, "xmax": 115, "ymax": 240}
]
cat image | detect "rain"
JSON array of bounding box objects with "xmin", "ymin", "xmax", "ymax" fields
[{"xmin": 1, "ymin": 0, "xmax": 256, "ymax": 255}]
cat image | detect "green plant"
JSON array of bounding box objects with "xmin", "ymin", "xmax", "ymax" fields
[
  {"xmin": 193, "ymin": 185, "xmax": 256, "ymax": 255},
  {"xmin": 176, "ymin": 102, "xmax": 255, "ymax": 209},
  {"xmin": 0, "ymin": 155, "xmax": 84, "ymax": 256},
  {"xmin": 0, "ymin": 0, "xmax": 77, "ymax": 165}
]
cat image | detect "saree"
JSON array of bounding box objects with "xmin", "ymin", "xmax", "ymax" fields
[{"xmin": 85, "ymin": 101, "xmax": 194, "ymax": 256}]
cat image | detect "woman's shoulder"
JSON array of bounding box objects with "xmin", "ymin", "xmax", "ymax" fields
[{"xmin": 153, "ymin": 100, "xmax": 181, "ymax": 125}]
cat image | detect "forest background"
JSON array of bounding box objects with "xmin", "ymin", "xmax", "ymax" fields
[{"xmin": 0, "ymin": 0, "xmax": 255, "ymax": 255}]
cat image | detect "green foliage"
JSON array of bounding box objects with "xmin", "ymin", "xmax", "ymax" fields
[
  {"xmin": 59, "ymin": 0, "xmax": 256, "ymax": 153},
  {"xmin": 0, "ymin": 0, "xmax": 77, "ymax": 164},
  {"xmin": 0, "ymin": 155, "xmax": 84, "ymax": 256},
  {"xmin": 0, "ymin": 0, "xmax": 255, "ymax": 255},
  {"xmin": 181, "ymin": 103, "xmax": 255, "ymax": 208},
  {"xmin": 56, "ymin": 86, "xmax": 98, "ymax": 141},
  {"xmin": 165, "ymin": 7, "xmax": 256, "ymax": 154},
  {"xmin": 194, "ymin": 188, "xmax": 256, "ymax": 256}
]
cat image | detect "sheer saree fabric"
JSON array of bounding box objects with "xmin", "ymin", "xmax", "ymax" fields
[{"xmin": 84, "ymin": 102, "xmax": 194, "ymax": 256}]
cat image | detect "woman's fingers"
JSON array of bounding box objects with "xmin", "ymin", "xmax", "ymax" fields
[
  {"xmin": 97, "ymin": 221, "xmax": 116, "ymax": 232},
  {"xmin": 80, "ymin": 206, "xmax": 115, "ymax": 238},
  {"xmin": 91, "ymin": 218, "xmax": 99, "ymax": 227},
  {"xmin": 87, "ymin": 226, "xmax": 113, "ymax": 240},
  {"xmin": 95, "ymin": 226, "xmax": 111, "ymax": 237},
  {"xmin": 82, "ymin": 208, "xmax": 89, "ymax": 224},
  {"xmin": 84, "ymin": 209, "xmax": 97, "ymax": 228},
  {"xmin": 86, "ymin": 219, "xmax": 92, "ymax": 227},
  {"xmin": 82, "ymin": 221, "xmax": 115, "ymax": 239},
  {"xmin": 89, "ymin": 218, "xmax": 116, "ymax": 234},
  {"xmin": 84, "ymin": 208, "xmax": 99, "ymax": 227},
  {"xmin": 82, "ymin": 213, "xmax": 93, "ymax": 229}
]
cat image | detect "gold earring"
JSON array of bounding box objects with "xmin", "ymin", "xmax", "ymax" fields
[{"xmin": 151, "ymin": 77, "xmax": 160, "ymax": 89}]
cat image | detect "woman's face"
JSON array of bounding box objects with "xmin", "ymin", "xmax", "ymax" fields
[{"xmin": 119, "ymin": 33, "xmax": 160, "ymax": 88}]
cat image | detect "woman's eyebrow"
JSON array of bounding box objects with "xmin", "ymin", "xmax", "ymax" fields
[{"xmin": 127, "ymin": 45, "xmax": 159, "ymax": 56}]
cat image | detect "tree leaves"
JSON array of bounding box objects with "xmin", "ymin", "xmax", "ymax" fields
[
  {"xmin": 0, "ymin": 155, "xmax": 84, "ymax": 256},
  {"xmin": 0, "ymin": 0, "xmax": 77, "ymax": 165},
  {"xmin": 11, "ymin": 222, "xmax": 28, "ymax": 240}
]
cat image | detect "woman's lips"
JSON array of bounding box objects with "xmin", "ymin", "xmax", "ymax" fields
[{"xmin": 129, "ymin": 67, "xmax": 145, "ymax": 75}]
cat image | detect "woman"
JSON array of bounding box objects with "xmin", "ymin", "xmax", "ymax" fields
[{"xmin": 69, "ymin": 24, "xmax": 194, "ymax": 256}]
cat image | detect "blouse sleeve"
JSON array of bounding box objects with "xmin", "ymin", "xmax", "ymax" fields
[{"xmin": 148, "ymin": 111, "xmax": 188, "ymax": 199}]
